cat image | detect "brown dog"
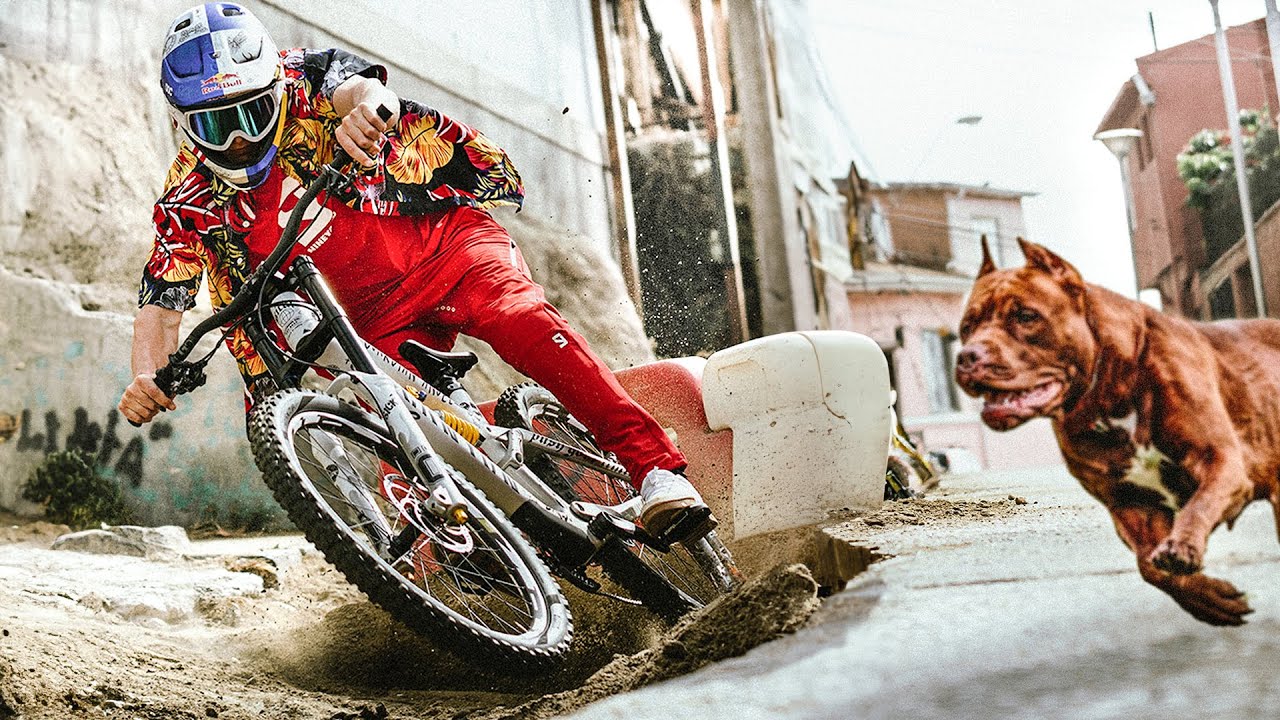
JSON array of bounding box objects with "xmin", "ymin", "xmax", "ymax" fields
[{"xmin": 955, "ymin": 237, "xmax": 1280, "ymax": 626}]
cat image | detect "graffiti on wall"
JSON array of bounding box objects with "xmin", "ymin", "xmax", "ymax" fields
[{"xmin": 9, "ymin": 408, "xmax": 173, "ymax": 487}]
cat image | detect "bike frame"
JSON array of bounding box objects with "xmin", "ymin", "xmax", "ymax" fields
[
  {"xmin": 253, "ymin": 255, "xmax": 640, "ymax": 545},
  {"xmin": 153, "ymin": 150, "xmax": 642, "ymax": 572}
]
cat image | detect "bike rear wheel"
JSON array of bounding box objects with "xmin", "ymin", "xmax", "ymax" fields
[
  {"xmin": 250, "ymin": 390, "xmax": 573, "ymax": 668},
  {"xmin": 495, "ymin": 383, "xmax": 741, "ymax": 619}
]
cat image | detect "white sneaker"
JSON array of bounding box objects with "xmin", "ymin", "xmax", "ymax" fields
[{"xmin": 639, "ymin": 468, "xmax": 717, "ymax": 542}]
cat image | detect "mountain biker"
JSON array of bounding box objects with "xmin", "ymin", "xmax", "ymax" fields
[{"xmin": 116, "ymin": 2, "xmax": 714, "ymax": 543}]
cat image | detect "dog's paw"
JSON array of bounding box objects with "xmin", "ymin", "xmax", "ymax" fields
[
  {"xmin": 1149, "ymin": 536, "xmax": 1203, "ymax": 575},
  {"xmin": 1167, "ymin": 574, "xmax": 1253, "ymax": 627}
]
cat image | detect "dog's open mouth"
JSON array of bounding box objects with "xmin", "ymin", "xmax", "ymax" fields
[{"xmin": 977, "ymin": 379, "xmax": 1064, "ymax": 428}]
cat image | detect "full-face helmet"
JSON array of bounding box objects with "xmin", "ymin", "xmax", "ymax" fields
[{"xmin": 160, "ymin": 3, "xmax": 284, "ymax": 189}]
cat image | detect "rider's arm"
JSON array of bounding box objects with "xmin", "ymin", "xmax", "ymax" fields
[
  {"xmin": 332, "ymin": 75, "xmax": 399, "ymax": 167},
  {"xmin": 118, "ymin": 305, "xmax": 181, "ymax": 425}
]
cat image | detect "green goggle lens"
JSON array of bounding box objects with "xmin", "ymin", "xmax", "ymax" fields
[{"xmin": 187, "ymin": 90, "xmax": 279, "ymax": 149}]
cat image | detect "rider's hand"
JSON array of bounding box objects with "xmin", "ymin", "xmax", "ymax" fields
[
  {"xmin": 336, "ymin": 101, "xmax": 393, "ymax": 168},
  {"xmin": 118, "ymin": 373, "xmax": 177, "ymax": 425}
]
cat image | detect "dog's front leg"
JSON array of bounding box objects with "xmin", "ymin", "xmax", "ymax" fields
[
  {"xmin": 1149, "ymin": 444, "xmax": 1253, "ymax": 575},
  {"xmin": 1111, "ymin": 506, "xmax": 1253, "ymax": 626}
]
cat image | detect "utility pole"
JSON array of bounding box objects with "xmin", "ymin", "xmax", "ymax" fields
[
  {"xmin": 1210, "ymin": 0, "xmax": 1267, "ymax": 316},
  {"xmin": 591, "ymin": 0, "xmax": 644, "ymax": 315},
  {"xmin": 691, "ymin": 0, "xmax": 748, "ymax": 344},
  {"xmin": 726, "ymin": 0, "xmax": 799, "ymax": 335}
]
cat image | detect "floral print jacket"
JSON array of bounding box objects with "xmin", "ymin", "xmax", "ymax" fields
[{"xmin": 139, "ymin": 48, "xmax": 524, "ymax": 385}]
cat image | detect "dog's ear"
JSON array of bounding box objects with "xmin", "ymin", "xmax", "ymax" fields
[
  {"xmin": 1017, "ymin": 237, "xmax": 1085, "ymax": 297},
  {"xmin": 978, "ymin": 235, "xmax": 996, "ymax": 277}
]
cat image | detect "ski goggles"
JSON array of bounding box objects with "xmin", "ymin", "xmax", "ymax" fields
[{"xmin": 178, "ymin": 82, "xmax": 282, "ymax": 152}]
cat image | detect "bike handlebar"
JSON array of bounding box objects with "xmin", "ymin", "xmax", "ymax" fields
[{"xmin": 127, "ymin": 104, "xmax": 394, "ymax": 427}]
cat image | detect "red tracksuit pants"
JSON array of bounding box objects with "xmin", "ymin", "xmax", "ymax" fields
[{"xmin": 325, "ymin": 205, "xmax": 686, "ymax": 488}]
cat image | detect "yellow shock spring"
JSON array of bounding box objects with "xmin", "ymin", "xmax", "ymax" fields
[
  {"xmin": 404, "ymin": 384, "xmax": 481, "ymax": 446},
  {"xmin": 440, "ymin": 410, "xmax": 481, "ymax": 446}
]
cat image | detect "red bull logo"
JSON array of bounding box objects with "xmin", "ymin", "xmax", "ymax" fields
[{"xmin": 200, "ymin": 72, "xmax": 244, "ymax": 95}]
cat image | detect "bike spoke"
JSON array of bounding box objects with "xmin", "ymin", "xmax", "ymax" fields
[{"xmin": 288, "ymin": 419, "xmax": 546, "ymax": 639}]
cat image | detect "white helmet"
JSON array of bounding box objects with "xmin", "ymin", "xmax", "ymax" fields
[{"xmin": 160, "ymin": 3, "xmax": 284, "ymax": 189}]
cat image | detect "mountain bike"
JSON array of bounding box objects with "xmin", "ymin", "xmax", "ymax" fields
[{"xmin": 136, "ymin": 121, "xmax": 740, "ymax": 668}]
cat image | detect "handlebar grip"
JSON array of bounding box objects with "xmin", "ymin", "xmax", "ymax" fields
[
  {"xmin": 126, "ymin": 365, "xmax": 178, "ymax": 428},
  {"xmin": 329, "ymin": 103, "xmax": 395, "ymax": 170}
]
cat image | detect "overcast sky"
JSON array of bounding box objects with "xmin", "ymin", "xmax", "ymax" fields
[{"xmin": 809, "ymin": 0, "xmax": 1268, "ymax": 296}]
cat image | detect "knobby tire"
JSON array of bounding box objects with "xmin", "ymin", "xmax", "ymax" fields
[{"xmin": 249, "ymin": 389, "xmax": 573, "ymax": 669}]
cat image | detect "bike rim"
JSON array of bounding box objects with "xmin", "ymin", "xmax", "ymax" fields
[{"xmin": 283, "ymin": 410, "xmax": 557, "ymax": 646}]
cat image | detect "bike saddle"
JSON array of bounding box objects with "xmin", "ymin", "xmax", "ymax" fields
[{"xmin": 400, "ymin": 340, "xmax": 479, "ymax": 384}]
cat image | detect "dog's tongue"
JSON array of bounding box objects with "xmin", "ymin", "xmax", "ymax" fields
[{"xmin": 981, "ymin": 382, "xmax": 1060, "ymax": 427}]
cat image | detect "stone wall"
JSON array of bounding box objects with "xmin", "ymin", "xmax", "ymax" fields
[{"xmin": 0, "ymin": 269, "xmax": 262, "ymax": 526}]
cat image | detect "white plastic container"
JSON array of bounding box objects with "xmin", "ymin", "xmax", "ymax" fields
[{"xmin": 702, "ymin": 331, "xmax": 891, "ymax": 538}]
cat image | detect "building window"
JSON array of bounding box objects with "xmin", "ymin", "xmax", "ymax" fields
[
  {"xmin": 949, "ymin": 216, "xmax": 1001, "ymax": 277},
  {"xmin": 921, "ymin": 329, "xmax": 961, "ymax": 413},
  {"xmin": 1208, "ymin": 279, "xmax": 1236, "ymax": 320},
  {"xmin": 971, "ymin": 216, "xmax": 1002, "ymax": 264}
]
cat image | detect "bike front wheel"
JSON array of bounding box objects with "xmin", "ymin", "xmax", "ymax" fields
[
  {"xmin": 495, "ymin": 383, "xmax": 741, "ymax": 620},
  {"xmin": 249, "ymin": 390, "xmax": 573, "ymax": 668}
]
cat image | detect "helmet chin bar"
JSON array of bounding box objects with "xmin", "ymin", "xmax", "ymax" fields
[{"xmin": 208, "ymin": 144, "xmax": 278, "ymax": 190}]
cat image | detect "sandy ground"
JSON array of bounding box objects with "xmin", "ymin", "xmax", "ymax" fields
[
  {"xmin": 0, "ymin": 487, "xmax": 1019, "ymax": 719},
  {"xmin": 0, "ymin": 518, "xmax": 815, "ymax": 719}
]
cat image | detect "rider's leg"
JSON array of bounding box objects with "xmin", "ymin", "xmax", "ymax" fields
[
  {"xmin": 408, "ymin": 209, "xmax": 685, "ymax": 484},
  {"xmin": 391, "ymin": 207, "xmax": 713, "ymax": 540}
]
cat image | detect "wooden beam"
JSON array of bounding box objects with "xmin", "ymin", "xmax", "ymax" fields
[{"xmin": 592, "ymin": 0, "xmax": 644, "ymax": 314}]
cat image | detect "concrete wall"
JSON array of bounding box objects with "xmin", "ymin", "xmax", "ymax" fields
[
  {"xmin": 1, "ymin": 0, "xmax": 613, "ymax": 247},
  {"xmin": 0, "ymin": 0, "xmax": 654, "ymax": 525},
  {"xmin": 249, "ymin": 0, "xmax": 613, "ymax": 250},
  {"xmin": 0, "ymin": 269, "xmax": 264, "ymax": 526}
]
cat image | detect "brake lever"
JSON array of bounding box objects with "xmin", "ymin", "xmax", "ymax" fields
[
  {"xmin": 126, "ymin": 360, "xmax": 207, "ymax": 428},
  {"xmin": 329, "ymin": 103, "xmax": 395, "ymax": 174}
]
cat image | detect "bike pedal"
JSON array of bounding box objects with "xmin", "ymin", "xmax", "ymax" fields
[
  {"xmin": 654, "ymin": 505, "xmax": 717, "ymax": 547},
  {"xmin": 586, "ymin": 507, "xmax": 640, "ymax": 541}
]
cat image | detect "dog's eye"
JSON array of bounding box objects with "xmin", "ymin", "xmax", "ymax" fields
[{"xmin": 1013, "ymin": 308, "xmax": 1041, "ymax": 324}]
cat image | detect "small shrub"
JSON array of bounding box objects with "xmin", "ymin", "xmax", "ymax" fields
[{"xmin": 21, "ymin": 450, "xmax": 133, "ymax": 529}]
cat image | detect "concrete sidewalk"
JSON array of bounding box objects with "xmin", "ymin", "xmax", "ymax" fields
[{"xmin": 567, "ymin": 464, "xmax": 1280, "ymax": 720}]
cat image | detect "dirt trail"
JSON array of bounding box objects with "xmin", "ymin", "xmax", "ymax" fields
[
  {"xmin": 0, "ymin": 519, "xmax": 821, "ymax": 720},
  {"xmin": 0, "ymin": 494, "xmax": 1024, "ymax": 719}
]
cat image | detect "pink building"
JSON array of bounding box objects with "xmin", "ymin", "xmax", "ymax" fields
[
  {"xmin": 1096, "ymin": 17, "xmax": 1279, "ymax": 319},
  {"xmin": 841, "ymin": 180, "xmax": 1061, "ymax": 472}
]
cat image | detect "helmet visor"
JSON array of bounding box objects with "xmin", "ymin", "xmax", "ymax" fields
[{"xmin": 181, "ymin": 84, "xmax": 281, "ymax": 151}]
